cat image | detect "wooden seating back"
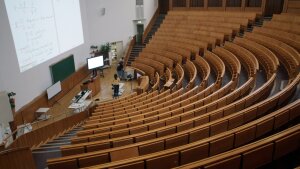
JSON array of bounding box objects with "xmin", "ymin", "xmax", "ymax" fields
[
  {"xmin": 252, "ymin": 27, "xmax": 300, "ymax": 52},
  {"xmin": 134, "ymin": 57, "xmax": 165, "ymax": 76},
  {"xmin": 139, "ymin": 52, "xmax": 174, "ymax": 69},
  {"xmin": 263, "ymin": 21, "xmax": 300, "ymax": 35},
  {"xmin": 131, "ymin": 62, "xmax": 155, "ymax": 82}
]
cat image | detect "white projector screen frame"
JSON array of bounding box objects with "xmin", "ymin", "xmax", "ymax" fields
[
  {"xmin": 87, "ymin": 56, "xmax": 104, "ymax": 70},
  {"xmin": 4, "ymin": 0, "xmax": 84, "ymax": 72},
  {"xmin": 47, "ymin": 81, "xmax": 62, "ymax": 100}
]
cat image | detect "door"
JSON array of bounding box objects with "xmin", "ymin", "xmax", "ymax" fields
[
  {"xmin": 159, "ymin": 0, "xmax": 169, "ymax": 14},
  {"xmin": 136, "ymin": 24, "xmax": 144, "ymax": 45},
  {"xmin": 264, "ymin": 0, "xmax": 284, "ymax": 17}
]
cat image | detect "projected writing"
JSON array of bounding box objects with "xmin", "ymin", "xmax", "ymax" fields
[{"xmin": 5, "ymin": 0, "xmax": 84, "ymax": 72}]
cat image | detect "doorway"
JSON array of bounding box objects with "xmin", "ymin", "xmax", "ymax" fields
[
  {"xmin": 136, "ymin": 23, "xmax": 144, "ymax": 45},
  {"xmin": 159, "ymin": 0, "xmax": 169, "ymax": 14}
]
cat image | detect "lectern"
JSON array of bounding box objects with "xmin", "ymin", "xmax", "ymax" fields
[{"xmin": 80, "ymin": 75, "xmax": 100, "ymax": 97}]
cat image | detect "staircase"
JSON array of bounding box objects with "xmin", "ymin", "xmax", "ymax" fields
[
  {"xmin": 237, "ymin": 16, "xmax": 269, "ymax": 38},
  {"xmin": 127, "ymin": 14, "xmax": 166, "ymax": 66},
  {"xmin": 32, "ymin": 124, "xmax": 83, "ymax": 169}
]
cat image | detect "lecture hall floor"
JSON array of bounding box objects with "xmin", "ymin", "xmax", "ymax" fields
[{"xmin": 31, "ymin": 59, "xmax": 138, "ymax": 130}]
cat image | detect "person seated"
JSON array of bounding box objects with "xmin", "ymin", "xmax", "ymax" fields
[{"xmin": 112, "ymin": 74, "xmax": 120, "ymax": 98}]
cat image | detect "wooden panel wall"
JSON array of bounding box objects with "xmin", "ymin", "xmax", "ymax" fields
[
  {"xmin": 0, "ymin": 147, "xmax": 36, "ymax": 169},
  {"xmin": 13, "ymin": 65, "xmax": 90, "ymax": 126},
  {"xmin": 9, "ymin": 110, "xmax": 88, "ymax": 149}
]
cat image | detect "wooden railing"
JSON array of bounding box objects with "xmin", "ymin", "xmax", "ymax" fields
[
  {"xmin": 0, "ymin": 147, "xmax": 36, "ymax": 169},
  {"xmin": 170, "ymin": 0, "xmax": 266, "ymax": 15},
  {"xmin": 8, "ymin": 110, "xmax": 88, "ymax": 149},
  {"xmin": 142, "ymin": 7, "xmax": 159, "ymax": 43},
  {"xmin": 124, "ymin": 35, "xmax": 136, "ymax": 67}
]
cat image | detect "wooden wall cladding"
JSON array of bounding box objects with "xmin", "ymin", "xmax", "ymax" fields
[{"xmin": 14, "ymin": 65, "xmax": 90, "ymax": 126}]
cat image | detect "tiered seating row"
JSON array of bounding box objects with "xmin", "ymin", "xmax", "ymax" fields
[{"xmin": 192, "ymin": 56, "xmax": 211, "ymax": 91}]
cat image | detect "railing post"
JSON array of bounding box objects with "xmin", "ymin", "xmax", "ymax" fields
[
  {"xmin": 261, "ymin": 0, "xmax": 266, "ymax": 16},
  {"xmin": 241, "ymin": 0, "xmax": 246, "ymax": 11},
  {"xmin": 204, "ymin": 0, "xmax": 208, "ymax": 9},
  {"xmin": 187, "ymin": 0, "xmax": 190, "ymax": 8},
  {"xmin": 169, "ymin": 0, "xmax": 173, "ymax": 10},
  {"xmin": 222, "ymin": 0, "xmax": 226, "ymax": 10},
  {"xmin": 282, "ymin": 0, "xmax": 288, "ymax": 12}
]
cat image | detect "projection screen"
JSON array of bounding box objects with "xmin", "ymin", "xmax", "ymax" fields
[{"xmin": 4, "ymin": 0, "xmax": 84, "ymax": 72}]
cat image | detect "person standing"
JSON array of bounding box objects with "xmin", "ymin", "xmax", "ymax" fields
[
  {"xmin": 117, "ymin": 59, "xmax": 124, "ymax": 80},
  {"xmin": 112, "ymin": 74, "xmax": 120, "ymax": 98}
]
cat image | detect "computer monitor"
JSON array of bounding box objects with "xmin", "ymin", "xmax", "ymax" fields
[{"xmin": 87, "ymin": 56, "xmax": 104, "ymax": 70}]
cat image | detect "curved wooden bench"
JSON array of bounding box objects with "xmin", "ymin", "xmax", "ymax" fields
[
  {"xmin": 223, "ymin": 42, "xmax": 259, "ymax": 78},
  {"xmin": 151, "ymin": 35, "xmax": 208, "ymax": 55},
  {"xmin": 165, "ymin": 15, "xmax": 249, "ymax": 28},
  {"xmin": 263, "ymin": 21, "xmax": 300, "ymax": 35},
  {"xmin": 167, "ymin": 10, "xmax": 258, "ymax": 23},
  {"xmin": 212, "ymin": 46, "xmax": 241, "ymax": 88},
  {"xmin": 95, "ymin": 92, "xmax": 156, "ymax": 112},
  {"xmin": 89, "ymin": 89, "xmax": 173, "ymax": 122},
  {"xmin": 175, "ymin": 64, "xmax": 185, "ymax": 90},
  {"xmin": 69, "ymin": 53, "xmax": 240, "ymax": 147},
  {"xmin": 47, "ymin": 74, "xmax": 299, "ymax": 169},
  {"xmin": 160, "ymin": 23, "xmax": 233, "ymax": 41},
  {"xmin": 233, "ymin": 37, "xmax": 279, "ymax": 79},
  {"xmin": 98, "ymin": 92, "xmax": 137, "ymax": 106},
  {"xmin": 154, "ymin": 31, "xmax": 216, "ymax": 49},
  {"xmin": 46, "ymin": 42, "xmax": 278, "ymax": 166},
  {"xmin": 134, "ymin": 57, "xmax": 165, "ymax": 76},
  {"xmin": 136, "ymin": 76, "xmax": 150, "ymax": 94},
  {"xmin": 184, "ymin": 60, "xmax": 197, "ymax": 90},
  {"xmin": 192, "ymin": 56, "xmax": 211, "ymax": 92},
  {"xmin": 253, "ymin": 27, "xmax": 300, "ymax": 52},
  {"xmin": 143, "ymin": 44, "xmax": 183, "ymax": 65},
  {"xmin": 244, "ymin": 32, "xmax": 300, "ymax": 80},
  {"xmin": 204, "ymin": 51, "xmax": 226, "ymax": 89},
  {"xmin": 139, "ymin": 52, "xmax": 174, "ymax": 70},
  {"xmin": 272, "ymin": 14, "xmax": 300, "ymax": 24},
  {"xmin": 149, "ymin": 38, "xmax": 201, "ymax": 57},
  {"xmin": 157, "ymin": 27, "xmax": 224, "ymax": 45},
  {"xmin": 175, "ymin": 112, "xmax": 300, "ymax": 168},
  {"xmin": 131, "ymin": 62, "xmax": 155, "ymax": 82},
  {"xmin": 75, "ymin": 55, "xmax": 226, "ymax": 140},
  {"xmin": 163, "ymin": 20, "xmax": 241, "ymax": 35},
  {"xmin": 151, "ymin": 72, "xmax": 160, "ymax": 92}
]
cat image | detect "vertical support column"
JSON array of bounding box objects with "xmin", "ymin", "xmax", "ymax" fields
[
  {"xmin": 187, "ymin": 0, "xmax": 190, "ymax": 8},
  {"xmin": 204, "ymin": 0, "xmax": 208, "ymax": 9},
  {"xmin": 261, "ymin": 0, "xmax": 266, "ymax": 15},
  {"xmin": 282, "ymin": 0, "xmax": 288, "ymax": 13},
  {"xmin": 241, "ymin": 0, "xmax": 246, "ymax": 11},
  {"xmin": 169, "ymin": 0, "xmax": 173, "ymax": 10}
]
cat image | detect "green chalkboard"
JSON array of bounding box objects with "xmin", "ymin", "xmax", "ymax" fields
[{"xmin": 50, "ymin": 55, "xmax": 75, "ymax": 84}]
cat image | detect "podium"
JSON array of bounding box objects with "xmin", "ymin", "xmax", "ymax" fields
[{"xmin": 80, "ymin": 75, "xmax": 100, "ymax": 97}]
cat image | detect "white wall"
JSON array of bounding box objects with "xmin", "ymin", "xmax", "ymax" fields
[
  {"xmin": 144, "ymin": 0, "xmax": 159, "ymax": 27},
  {"xmin": 0, "ymin": 0, "xmax": 158, "ymax": 111},
  {"xmin": 86, "ymin": 0, "xmax": 158, "ymax": 47},
  {"xmin": 0, "ymin": 0, "xmax": 91, "ymax": 111}
]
